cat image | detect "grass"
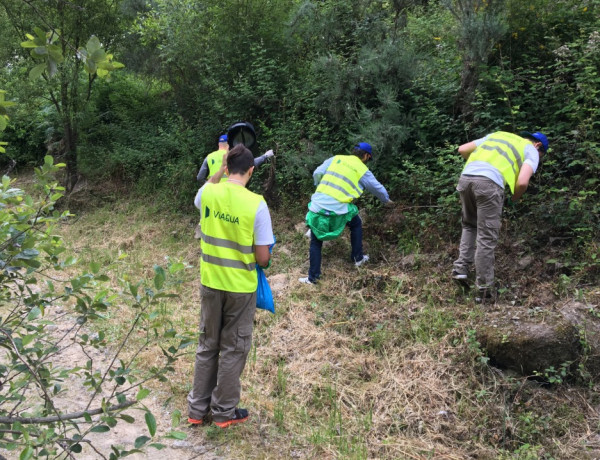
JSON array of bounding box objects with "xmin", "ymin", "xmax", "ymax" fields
[{"xmin": 53, "ymin": 191, "xmax": 600, "ymax": 459}]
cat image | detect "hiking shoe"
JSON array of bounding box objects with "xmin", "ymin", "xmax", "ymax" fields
[
  {"xmin": 214, "ymin": 408, "xmax": 249, "ymax": 428},
  {"xmin": 451, "ymin": 270, "xmax": 468, "ymax": 281},
  {"xmin": 354, "ymin": 255, "xmax": 369, "ymax": 267},
  {"xmin": 452, "ymin": 270, "xmax": 470, "ymax": 290},
  {"xmin": 188, "ymin": 415, "xmax": 207, "ymax": 426},
  {"xmin": 298, "ymin": 277, "xmax": 316, "ymax": 285},
  {"xmin": 475, "ymin": 286, "xmax": 494, "ymax": 304}
]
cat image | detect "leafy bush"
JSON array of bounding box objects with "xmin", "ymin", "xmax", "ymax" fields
[{"xmin": 0, "ymin": 157, "xmax": 193, "ymax": 457}]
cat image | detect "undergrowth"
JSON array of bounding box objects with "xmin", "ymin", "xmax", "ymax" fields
[{"xmin": 55, "ymin": 188, "xmax": 600, "ymax": 459}]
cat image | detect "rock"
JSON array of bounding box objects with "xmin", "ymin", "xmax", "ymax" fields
[
  {"xmin": 400, "ymin": 254, "xmax": 417, "ymax": 268},
  {"xmin": 172, "ymin": 440, "xmax": 192, "ymax": 449},
  {"xmin": 294, "ymin": 222, "xmax": 307, "ymax": 234},
  {"xmin": 477, "ymin": 308, "xmax": 580, "ymax": 376},
  {"xmin": 559, "ymin": 301, "xmax": 600, "ymax": 377},
  {"xmin": 517, "ymin": 255, "xmax": 534, "ymax": 269}
]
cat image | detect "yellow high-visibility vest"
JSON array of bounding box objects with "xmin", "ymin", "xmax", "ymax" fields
[
  {"xmin": 315, "ymin": 155, "xmax": 368, "ymax": 203},
  {"xmin": 206, "ymin": 149, "xmax": 228, "ymax": 182},
  {"xmin": 466, "ymin": 131, "xmax": 528, "ymax": 193},
  {"xmin": 199, "ymin": 182, "xmax": 264, "ymax": 293}
]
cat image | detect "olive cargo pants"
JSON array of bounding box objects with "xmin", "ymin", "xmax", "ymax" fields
[
  {"xmin": 187, "ymin": 285, "xmax": 256, "ymax": 423},
  {"xmin": 453, "ymin": 175, "xmax": 504, "ymax": 289}
]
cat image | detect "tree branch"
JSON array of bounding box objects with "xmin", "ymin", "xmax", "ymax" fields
[{"xmin": 0, "ymin": 399, "xmax": 136, "ymax": 424}]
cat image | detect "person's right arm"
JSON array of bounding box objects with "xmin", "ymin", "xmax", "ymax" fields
[
  {"xmin": 313, "ymin": 158, "xmax": 333, "ymax": 185},
  {"xmin": 197, "ymin": 158, "xmax": 209, "ymax": 182},
  {"xmin": 207, "ymin": 153, "xmax": 228, "ymax": 184},
  {"xmin": 512, "ymin": 164, "xmax": 534, "ymax": 202},
  {"xmin": 359, "ymin": 171, "xmax": 390, "ymax": 203},
  {"xmin": 458, "ymin": 141, "xmax": 478, "ymax": 160}
]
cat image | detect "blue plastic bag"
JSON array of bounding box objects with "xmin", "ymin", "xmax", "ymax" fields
[
  {"xmin": 256, "ymin": 236, "xmax": 275, "ymax": 313},
  {"xmin": 256, "ymin": 266, "xmax": 275, "ymax": 313}
]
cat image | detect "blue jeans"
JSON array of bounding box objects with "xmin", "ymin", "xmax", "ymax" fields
[{"xmin": 308, "ymin": 215, "xmax": 363, "ymax": 282}]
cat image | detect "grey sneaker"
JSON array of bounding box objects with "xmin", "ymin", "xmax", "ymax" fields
[
  {"xmin": 355, "ymin": 254, "xmax": 370, "ymax": 267},
  {"xmin": 298, "ymin": 277, "xmax": 316, "ymax": 285}
]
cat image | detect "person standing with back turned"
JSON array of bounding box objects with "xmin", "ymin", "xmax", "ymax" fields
[
  {"xmin": 452, "ymin": 130, "xmax": 549, "ymax": 301},
  {"xmin": 298, "ymin": 142, "xmax": 391, "ymax": 285},
  {"xmin": 197, "ymin": 134, "xmax": 274, "ymax": 183},
  {"xmin": 188, "ymin": 144, "xmax": 274, "ymax": 428}
]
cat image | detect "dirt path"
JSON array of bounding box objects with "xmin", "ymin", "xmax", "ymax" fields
[{"xmin": 1, "ymin": 306, "xmax": 222, "ymax": 460}]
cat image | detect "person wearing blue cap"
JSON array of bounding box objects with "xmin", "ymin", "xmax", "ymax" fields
[
  {"xmin": 299, "ymin": 142, "xmax": 392, "ymax": 285},
  {"xmin": 452, "ymin": 130, "xmax": 549, "ymax": 301},
  {"xmin": 197, "ymin": 133, "xmax": 274, "ymax": 183}
]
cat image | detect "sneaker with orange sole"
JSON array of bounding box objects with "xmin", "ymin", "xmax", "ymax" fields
[
  {"xmin": 214, "ymin": 408, "xmax": 249, "ymax": 428},
  {"xmin": 188, "ymin": 417, "xmax": 204, "ymax": 426},
  {"xmin": 188, "ymin": 413, "xmax": 211, "ymax": 426}
]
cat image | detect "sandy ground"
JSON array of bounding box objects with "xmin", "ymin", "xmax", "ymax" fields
[{"xmin": 0, "ymin": 306, "xmax": 223, "ymax": 460}]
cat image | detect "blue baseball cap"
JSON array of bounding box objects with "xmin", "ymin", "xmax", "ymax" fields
[
  {"xmin": 521, "ymin": 131, "xmax": 549, "ymax": 152},
  {"xmin": 218, "ymin": 134, "xmax": 228, "ymax": 143},
  {"xmin": 354, "ymin": 142, "xmax": 373, "ymax": 156}
]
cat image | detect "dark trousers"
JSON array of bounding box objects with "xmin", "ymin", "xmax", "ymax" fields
[{"xmin": 308, "ymin": 214, "xmax": 363, "ymax": 282}]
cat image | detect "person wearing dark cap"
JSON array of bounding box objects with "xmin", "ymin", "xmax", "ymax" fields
[
  {"xmin": 452, "ymin": 130, "xmax": 549, "ymax": 301},
  {"xmin": 196, "ymin": 133, "xmax": 274, "ymax": 183},
  {"xmin": 299, "ymin": 142, "xmax": 392, "ymax": 285}
]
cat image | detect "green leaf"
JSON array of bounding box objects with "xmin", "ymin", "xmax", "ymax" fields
[
  {"xmin": 90, "ymin": 262, "xmax": 101, "ymax": 274},
  {"xmin": 90, "ymin": 425, "xmax": 110, "ymax": 433},
  {"xmin": 171, "ymin": 409, "xmax": 181, "ymax": 427},
  {"xmin": 29, "ymin": 64, "xmax": 46, "ymax": 80},
  {"xmin": 119, "ymin": 414, "xmax": 135, "ymax": 423},
  {"xmin": 154, "ymin": 266, "xmax": 166, "ymax": 290},
  {"xmin": 21, "ymin": 334, "xmax": 36, "ymax": 347},
  {"xmin": 19, "ymin": 446, "xmax": 34, "ymax": 460},
  {"xmin": 27, "ymin": 307, "xmax": 41, "ymax": 321},
  {"xmin": 136, "ymin": 388, "xmax": 150, "ymax": 401},
  {"xmin": 129, "ymin": 282, "xmax": 139, "ymax": 298},
  {"xmin": 70, "ymin": 444, "xmax": 82, "ymax": 453},
  {"xmin": 86, "ymin": 36, "xmax": 102, "ymax": 54},
  {"xmin": 164, "ymin": 431, "xmax": 187, "ymax": 440},
  {"xmin": 91, "ymin": 49, "xmax": 106, "ymax": 62},
  {"xmin": 20, "ymin": 40, "xmax": 38, "ymax": 49},
  {"xmin": 145, "ymin": 412, "xmax": 157, "ymax": 437},
  {"xmin": 134, "ymin": 436, "xmax": 150, "ymax": 449}
]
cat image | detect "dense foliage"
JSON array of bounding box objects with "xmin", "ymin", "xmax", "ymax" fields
[
  {"xmin": 0, "ymin": 0, "xmax": 596, "ymax": 277},
  {"xmin": 0, "ymin": 1, "xmax": 596, "ymax": 270}
]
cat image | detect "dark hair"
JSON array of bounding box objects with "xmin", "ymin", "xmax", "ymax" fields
[
  {"xmin": 227, "ymin": 144, "xmax": 254, "ymax": 174},
  {"xmin": 352, "ymin": 148, "xmax": 369, "ymax": 158}
]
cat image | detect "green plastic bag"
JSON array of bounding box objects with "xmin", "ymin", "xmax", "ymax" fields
[{"xmin": 305, "ymin": 204, "xmax": 359, "ymax": 241}]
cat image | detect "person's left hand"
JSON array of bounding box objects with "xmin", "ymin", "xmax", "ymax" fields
[{"xmin": 264, "ymin": 149, "xmax": 274, "ymax": 158}]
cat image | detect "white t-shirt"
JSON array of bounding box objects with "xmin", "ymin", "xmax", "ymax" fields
[
  {"xmin": 462, "ymin": 136, "xmax": 539, "ymax": 188},
  {"xmin": 194, "ymin": 184, "xmax": 274, "ymax": 246}
]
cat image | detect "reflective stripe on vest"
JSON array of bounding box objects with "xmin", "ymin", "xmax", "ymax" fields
[
  {"xmin": 200, "ymin": 182, "xmax": 264, "ymax": 292},
  {"xmin": 206, "ymin": 150, "xmax": 228, "ymax": 182},
  {"xmin": 315, "ymin": 155, "xmax": 368, "ymax": 203},
  {"xmin": 466, "ymin": 131, "xmax": 527, "ymax": 193}
]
